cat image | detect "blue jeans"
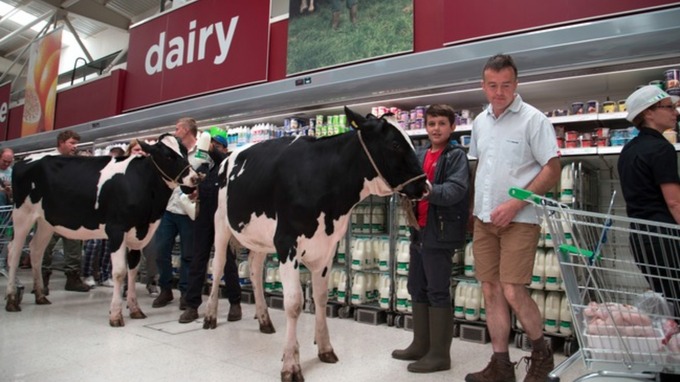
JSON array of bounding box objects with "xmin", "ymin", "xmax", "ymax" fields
[{"xmin": 151, "ymin": 211, "xmax": 194, "ymax": 293}]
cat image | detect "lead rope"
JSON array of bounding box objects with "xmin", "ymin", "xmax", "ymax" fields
[
  {"xmin": 357, "ymin": 130, "xmax": 427, "ymax": 194},
  {"xmin": 150, "ymin": 157, "xmax": 191, "ymax": 185}
]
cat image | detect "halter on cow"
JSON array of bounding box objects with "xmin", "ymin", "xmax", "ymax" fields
[
  {"xmin": 205, "ymin": 107, "xmax": 429, "ymax": 381},
  {"xmin": 4, "ymin": 134, "xmax": 200, "ymax": 327}
]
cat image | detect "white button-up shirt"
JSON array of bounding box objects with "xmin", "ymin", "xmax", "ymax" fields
[
  {"xmin": 469, "ymin": 94, "xmax": 559, "ymax": 224},
  {"xmin": 166, "ymin": 143, "xmax": 200, "ymax": 215}
]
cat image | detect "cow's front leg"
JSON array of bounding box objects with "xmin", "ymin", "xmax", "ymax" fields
[
  {"xmin": 313, "ymin": 261, "xmax": 337, "ymax": 363},
  {"xmin": 126, "ymin": 249, "xmax": 146, "ymax": 320},
  {"xmin": 108, "ymin": 246, "xmax": 127, "ymax": 327},
  {"xmin": 249, "ymin": 251, "xmax": 274, "ymax": 333},
  {"xmin": 279, "ymin": 260, "xmax": 304, "ymax": 382}
]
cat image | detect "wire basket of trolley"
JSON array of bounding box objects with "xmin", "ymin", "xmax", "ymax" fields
[
  {"xmin": 0, "ymin": 204, "xmax": 14, "ymax": 277},
  {"xmin": 509, "ymin": 187, "xmax": 680, "ymax": 382}
]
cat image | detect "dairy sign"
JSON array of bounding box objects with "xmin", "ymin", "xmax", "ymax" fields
[{"xmin": 124, "ymin": 0, "xmax": 270, "ymax": 111}]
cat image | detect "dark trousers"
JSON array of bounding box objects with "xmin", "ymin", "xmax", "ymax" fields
[
  {"xmin": 630, "ymin": 224, "xmax": 680, "ymax": 316},
  {"xmin": 407, "ymin": 234, "xmax": 454, "ymax": 308},
  {"xmin": 185, "ymin": 184, "xmax": 241, "ymax": 309},
  {"xmin": 152, "ymin": 211, "xmax": 194, "ymax": 293}
]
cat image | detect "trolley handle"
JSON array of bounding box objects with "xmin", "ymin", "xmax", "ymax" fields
[{"xmin": 508, "ymin": 187, "xmax": 543, "ymax": 205}]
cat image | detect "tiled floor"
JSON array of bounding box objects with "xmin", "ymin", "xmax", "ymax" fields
[{"xmin": 0, "ymin": 270, "xmax": 592, "ymax": 382}]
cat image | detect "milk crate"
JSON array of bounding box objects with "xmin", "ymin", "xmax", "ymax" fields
[
  {"xmin": 326, "ymin": 303, "xmax": 340, "ymax": 318},
  {"xmin": 241, "ymin": 289, "xmax": 255, "ymax": 304},
  {"xmin": 355, "ymin": 309, "xmax": 386, "ymax": 325},
  {"xmin": 267, "ymin": 295, "xmax": 285, "ymax": 310},
  {"xmin": 460, "ymin": 324, "xmax": 490, "ymax": 344}
]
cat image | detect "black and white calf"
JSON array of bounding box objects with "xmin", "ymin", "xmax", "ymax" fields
[
  {"xmin": 206, "ymin": 107, "xmax": 429, "ymax": 381},
  {"xmin": 5, "ymin": 134, "xmax": 200, "ymax": 327}
]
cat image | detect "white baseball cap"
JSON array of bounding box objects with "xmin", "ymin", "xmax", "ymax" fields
[{"xmin": 625, "ymin": 85, "xmax": 680, "ymax": 122}]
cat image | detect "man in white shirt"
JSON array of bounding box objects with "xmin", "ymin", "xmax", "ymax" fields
[
  {"xmin": 149, "ymin": 118, "xmax": 200, "ymax": 309},
  {"xmin": 466, "ymin": 54, "xmax": 561, "ymax": 382}
]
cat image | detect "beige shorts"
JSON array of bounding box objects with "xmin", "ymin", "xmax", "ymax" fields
[{"xmin": 472, "ymin": 218, "xmax": 540, "ymax": 284}]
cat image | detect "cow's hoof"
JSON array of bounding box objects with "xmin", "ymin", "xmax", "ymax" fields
[
  {"xmin": 130, "ymin": 310, "xmax": 147, "ymax": 319},
  {"xmin": 318, "ymin": 350, "xmax": 339, "ymax": 363},
  {"xmin": 259, "ymin": 322, "xmax": 276, "ymax": 334},
  {"xmin": 35, "ymin": 296, "xmax": 51, "ymax": 305},
  {"xmin": 203, "ymin": 317, "xmax": 217, "ymax": 329},
  {"xmin": 109, "ymin": 317, "xmax": 125, "ymax": 327},
  {"xmin": 281, "ymin": 369, "xmax": 304, "ymax": 382},
  {"xmin": 5, "ymin": 297, "xmax": 21, "ymax": 312}
]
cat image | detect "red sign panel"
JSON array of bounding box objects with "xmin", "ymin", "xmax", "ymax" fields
[
  {"xmin": 444, "ymin": 0, "xmax": 679, "ymax": 45},
  {"xmin": 0, "ymin": 82, "xmax": 10, "ymax": 141},
  {"xmin": 124, "ymin": 0, "xmax": 270, "ymax": 111}
]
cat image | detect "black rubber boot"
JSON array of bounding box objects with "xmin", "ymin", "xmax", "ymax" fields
[
  {"xmin": 392, "ymin": 302, "xmax": 430, "ymax": 360},
  {"xmin": 407, "ymin": 306, "xmax": 453, "ymax": 373}
]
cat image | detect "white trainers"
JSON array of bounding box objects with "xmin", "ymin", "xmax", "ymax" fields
[
  {"xmin": 83, "ymin": 276, "xmax": 96, "ymax": 288},
  {"xmin": 100, "ymin": 279, "xmax": 115, "ymax": 288},
  {"xmin": 147, "ymin": 283, "xmax": 159, "ymax": 297}
]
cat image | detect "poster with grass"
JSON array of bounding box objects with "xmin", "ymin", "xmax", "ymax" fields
[{"xmin": 287, "ymin": 0, "xmax": 413, "ymax": 76}]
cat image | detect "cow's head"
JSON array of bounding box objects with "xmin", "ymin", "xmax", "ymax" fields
[
  {"xmin": 345, "ymin": 106, "xmax": 429, "ymax": 200},
  {"xmin": 139, "ymin": 134, "xmax": 200, "ymax": 188}
]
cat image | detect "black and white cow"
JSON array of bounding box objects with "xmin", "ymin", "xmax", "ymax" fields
[
  {"xmin": 5, "ymin": 134, "xmax": 200, "ymax": 327},
  {"xmin": 205, "ymin": 107, "xmax": 429, "ymax": 381}
]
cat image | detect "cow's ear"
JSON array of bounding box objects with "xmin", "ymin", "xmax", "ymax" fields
[
  {"xmin": 138, "ymin": 140, "xmax": 152, "ymax": 153},
  {"xmin": 344, "ymin": 106, "xmax": 365, "ymax": 130}
]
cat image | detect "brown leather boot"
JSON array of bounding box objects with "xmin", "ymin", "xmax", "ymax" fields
[
  {"xmin": 178, "ymin": 307, "xmax": 198, "ymax": 323},
  {"xmin": 521, "ymin": 348, "xmax": 554, "ymax": 382},
  {"xmin": 331, "ymin": 11, "xmax": 340, "ymax": 30},
  {"xmin": 350, "ymin": 4, "xmax": 358, "ymax": 25},
  {"xmin": 65, "ymin": 271, "xmax": 91, "ymax": 292},
  {"xmin": 152, "ymin": 288, "xmax": 174, "ymax": 308},
  {"xmin": 465, "ymin": 353, "xmax": 516, "ymax": 382},
  {"xmin": 227, "ymin": 303, "xmax": 242, "ymax": 322}
]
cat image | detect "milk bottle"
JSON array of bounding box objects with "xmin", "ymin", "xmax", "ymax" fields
[
  {"xmin": 544, "ymin": 291, "xmax": 561, "ymax": 333},
  {"xmin": 464, "ymin": 241, "xmax": 475, "ymax": 277},
  {"xmin": 544, "ymin": 220, "xmax": 554, "ymax": 248},
  {"xmin": 172, "ymin": 254, "xmax": 181, "ymax": 276},
  {"xmin": 372, "ymin": 273, "xmax": 380, "ymax": 302},
  {"xmin": 378, "ymin": 274, "xmax": 391, "ymax": 309},
  {"xmin": 397, "ymin": 240, "xmax": 410, "ymax": 275},
  {"xmin": 398, "ymin": 209, "xmax": 409, "ymax": 236},
  {"xmin": 465, "ymin": 283, "xmax": 482, "ymax": 321},
  {"xmin": 265, "ymin": 266, "xmax": 276, "ymax": 293},
  {"xmin": 396, "ymin": 277, "xmax": 410, "ymax": 312},
  {"xmin": 544, "ymin": 249, "xmax": 561, "ymax": 291},
  {"xmin": 378, "ymin": 238, "xmax": 390, "ymax": 271},
  {"xmin": 370, "ymin": 238, "xmax": 380, "ymax": 269},
  {"xmin": 274, "ymin": 268, "xmax": 282, "ymax": 292},
  {"xmin": 327, "ymin": 268, "xmax": 337, "ymax": 298},
  {"xmin": 562, "ymin": 221, "xmax": 574, "ymax": 246},
  {"xmin": 238, "ymin": 261, "xmax": 250, "ymax": 285},
  {"xmin": 560, "ymin": 165, "xmax": 574, "ymax": 204},
  {"xmin": 480, "ymin": 294, "xmax": 486, "ymax": 321},
  {"xmin": 532, "ymin": 290, "xmax": 546, "ymax": 330},
  {"xmin": 351, "ymin": 272, "xmax": 367, "ymax": 304},
  {"xmin": 351, "ymin": 238, "xmax": 365, "ymax": 270},
  {"xmin": 530, "ymin": 248, "xmax": 546, "ymax": 289},
  {"xmin": 559, "ymin": 294, "xmax": 573, "ymax": 335},
  {"xmin": 337, "ymin": 270, "xmax": 348, "ymax": 300},
  {"xmin": 454, "ymin": 282, "xmax": 467, "ymax": 319},
  {"xmin": 337, "ymin": 239, "xmax": 346, "ymax": 264},
  {"xmin": 537, "ymin": 221, "xmax": 545, "ymax": 247}
]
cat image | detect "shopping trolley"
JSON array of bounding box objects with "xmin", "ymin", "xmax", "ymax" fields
[{"xmin": 510, "ymin": 187, "xmax": 680, "ymax": 382}]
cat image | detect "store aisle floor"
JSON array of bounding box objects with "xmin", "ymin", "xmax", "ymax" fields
[{"xmin": 1, "ymin": 270, "xmax": 587, "ymax": 382}]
